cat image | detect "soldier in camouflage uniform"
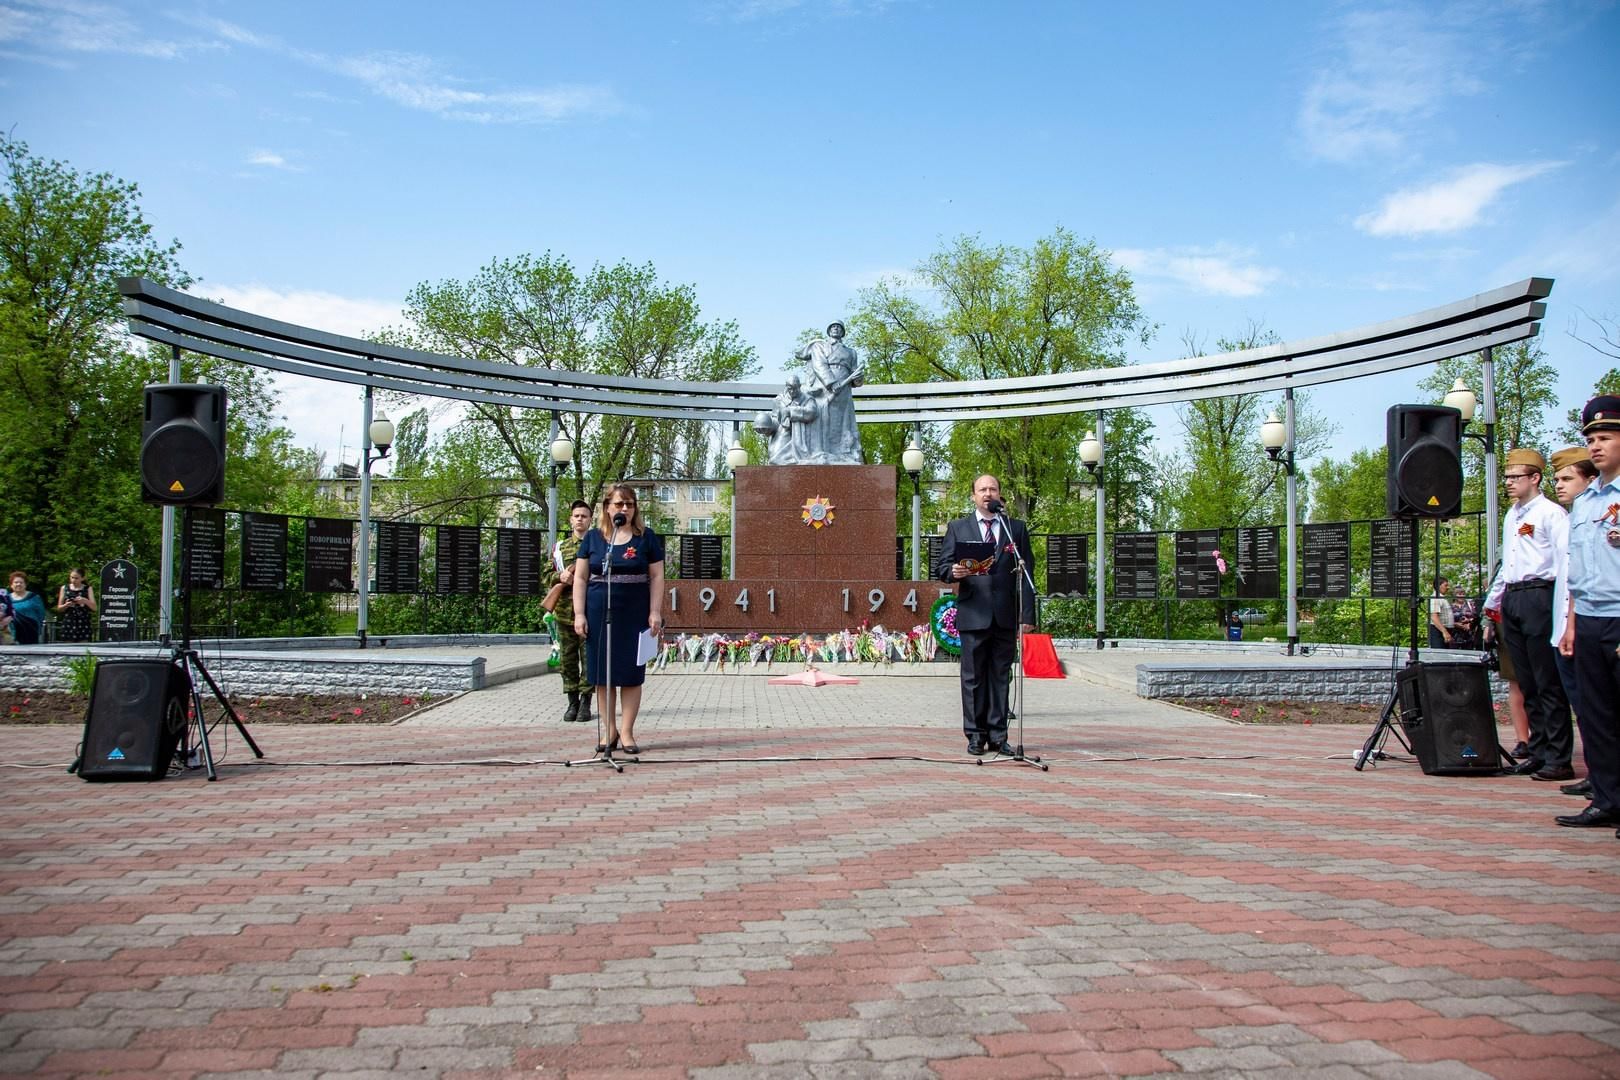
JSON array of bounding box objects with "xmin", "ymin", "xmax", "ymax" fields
[{"xmin": 544, "ymin": 501, "xmax": 594, "ymax": 723}]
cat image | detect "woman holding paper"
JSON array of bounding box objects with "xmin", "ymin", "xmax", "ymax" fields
[{"xmin": 573, "ymin": 484, "xmax": 665, "ymax": 756}]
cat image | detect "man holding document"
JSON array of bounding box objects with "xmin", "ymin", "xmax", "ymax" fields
[{"xmin": 935, "ymin": 474, "xmax": 1036, "ymax": 756}]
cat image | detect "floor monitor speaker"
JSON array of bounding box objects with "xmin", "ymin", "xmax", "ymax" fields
[
  {"xmin": 1396, "ymin": 662, "xmax": 1500, "ymax": 775},
  {"xmin": 77, "ymin": 659, "xmax": 189, "ymax": 781}
]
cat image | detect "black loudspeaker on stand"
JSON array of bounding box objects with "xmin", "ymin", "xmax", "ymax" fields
[
  {"xmin": 73, "ymin": 384, "xmax": 263, "ymax": 781},
  {"xmin": 141, "ymin": 384, "xmax": 227, "ymax": 506},
  {"xmin": 1358, "ymin": 404, "xmax": 1510, "ymax": 775}
]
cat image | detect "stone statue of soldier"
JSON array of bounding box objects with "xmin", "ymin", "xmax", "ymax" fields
[
  {"xmin": 753, "ymin": 375, "xmax": 819, "ymax": 464},
  {"xmin": 794, "ymin": 321, "xmax": 865, "ymax": 465}
]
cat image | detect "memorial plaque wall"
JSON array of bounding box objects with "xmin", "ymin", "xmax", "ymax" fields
[
  {"xmin": 1370, "ymin": 519, "xmax": 1416, "ymax": 598},
  {"xmin": 186, "ymin": 508, "xmax": 226, "ymax": 590},
  {"xmin": 1301, "ymin": 523, "xmax": 1351, "ymax": 598},
  {"xmin": 1235, "ymin": 526, "xmax": 1280, "ymax": 598},
  {"xmin": 1112, "ymin": 532, "xmax": 1159, "ymax": 598},
  {"xmin": 241, "ymin": 512, "xmax": 288, "ymax": 591},
  {"xmin": 679, "ymin": 534, "xmax": 724, "ymax": 580},
  {"xmin": 1046, "ymin": 534, "xmax": 1088, "ymax": 596},
  {"xmin": 926, "ymin": 535, "xmax": 944, "ymax": 577},
  {"xmin": 375, "ymin": 521, "xmax": 422, "ymax": 594},
  {"xmin": 1175, "ymin": 529, "xmax": 1223, "ymax": 598},
  {"xmin": 97, "ymin": 559, "xmax": 138, "ymax": 642},
  {"xmin": 434, "ymin": 525, "xmax": 481, "ymax": 594},
  {"xmin": 304, "ymin": 517, "xmax": 355, "ymax": 593},
  {"xmin": 495, "ymin": 528, "xmax": 544, "ymax": 596}
]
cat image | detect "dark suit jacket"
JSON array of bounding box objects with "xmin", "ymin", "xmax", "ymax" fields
[{"xmin": 934, "ymin": 513, "xmax": 1037, "ymax": 632}]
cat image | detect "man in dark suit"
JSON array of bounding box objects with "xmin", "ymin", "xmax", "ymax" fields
[{"xmin": 934, "ymin": 474, "xmax": 1037, "ymax": 756}]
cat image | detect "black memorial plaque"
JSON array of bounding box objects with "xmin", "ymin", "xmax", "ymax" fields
[
  {"xmin": 185, "ymin": 508, "xmax": 226, "ymax": 590},
  {"xmin": 1175, "ymin": 529, "xmax": 1223, "ymax": 599},
  {"xmin": 1046, "ymin": 534, "xmax": 1088, "ymax": 596},
  {"xmin": 1236, "ymin": 526, "xmax": 1280, "ymax": 598},
  {"xmin": 304, "ymin": 517, "xmax": 354, "ymax": 593},
  {"xmin": 679, "ymin": 534, "xmax": 724, "ymax": 580},
  {"xmin": 97, "ymin": 559, "xmax": 138, "ymax": 642},
  {"xmin": 241, "ymin": 512, "xmax": 288, "ymax": 592},
  {"xmin": 926, "ymin": 535, "xmax": 944, "ymax": 578},
  {"xmin": 495, "ymin": 528, "xmax": 545, "ymax": 596},
  {"xmin": 1112, "ymin": 532, "xmax": 1159, "ymax": 598},
  {"xmin": 1301, "ymin": 523, "xmax": 1351, "ymax": 598},
  {"xmin": 1370, "ymin": 519, "xmax": 1416, "ymax": 598},
  {"xmin": 375, "ymin": 521, "xmax": 421, "ymax": 594},
  {"xmin": 434, "ymin": 525, "xmax": 480, "ymax": 595}
]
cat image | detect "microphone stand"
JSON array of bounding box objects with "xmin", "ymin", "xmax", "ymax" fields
[
  {"xmin": 567, "ymin": 515, "xmax": 626, "ymax": 773},
  {"xmin": 981, "ymin": 506, "xmax": 1048, "ymax": 771}
]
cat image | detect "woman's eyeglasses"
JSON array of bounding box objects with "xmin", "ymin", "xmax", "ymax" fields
[{"xmin": 608, "ymin": 500, "xmax": 636, "ymax": 508}]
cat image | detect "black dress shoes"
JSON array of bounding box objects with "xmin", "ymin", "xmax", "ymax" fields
[
  {"xmin": 966, "ymin": 739, "xmax": 986, "ymax": 756},
  {"xmin": 1561, "ymin": 778, "xmax": 1594, "ymax": 797},
  {"xmin": 1509, "ymin": 758, "xmax": 1544, "ymax": 776},
  {"xmin": 987, "ymin": 742, "xmax": 1016, "ymax": 757},
  {"xmin": 1531, "ymin": 764, "xmax": 1576, "ymax": 782},
  {"xmin": 1555, "ymin": 805, "xmax": 1620, "ymax": 828},
  {"xmin": 1511, "ymin": 741, "xmax": 1530, "ymax": 757}
]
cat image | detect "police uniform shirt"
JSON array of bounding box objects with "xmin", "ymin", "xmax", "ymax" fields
[
  {"xmin": 1568, "ymin": 475, "xmax": 1620, "ymax": 617},
  {"xmin": 1484, "ymin": 493, "xmax": 1568, "ymax": 612}
]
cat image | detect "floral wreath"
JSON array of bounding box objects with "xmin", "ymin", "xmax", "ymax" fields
[{"xmin": 930, "ymin": 594, "xmax": 962, "ymax": 656}]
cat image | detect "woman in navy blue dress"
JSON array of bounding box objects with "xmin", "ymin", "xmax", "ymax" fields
[{"xmin": 572, "ymin": 485, "xmax": 665, "ymax": 755}]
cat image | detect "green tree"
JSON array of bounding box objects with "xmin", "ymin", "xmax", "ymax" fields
[
  {"xmin": 1306, "ymin": 447, "xmax": 1388, "ymax": 523},
  {"xmin": 384, "ymin": 253, "xmax": 758, "ymax": 517},
  {"xmin": 0, "ymin": 135, "xmax": 305, "ymax": 630},
  {"xmin": 1557, "ymin": 313, "xmax": 1619, "ymax": 441},
  {"xmin": 846, "ymin": 228, "xmax": 1154, "ymax": 528},
  {"xmin": 1165, "ymin": 325, "xmax": 1333, "ymax": 530}
]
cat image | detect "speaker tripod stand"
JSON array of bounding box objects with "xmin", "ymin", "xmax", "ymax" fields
[{"xmin": 172, "ymin": 507, "xmax": 263, "ymax": 781}]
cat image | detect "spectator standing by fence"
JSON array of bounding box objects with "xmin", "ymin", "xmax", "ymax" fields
[{"xmin": 54, "ymin": 567, "xmax": 95, "ymax": 643}]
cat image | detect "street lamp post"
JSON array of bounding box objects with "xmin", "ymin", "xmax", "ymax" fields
[
  {"xmin": 1443, "ymin": 371, "xmax": 1499, "ymax": 576},
  {"xmin": 547, "ymin": 413, "xmax": 575, "ymax": 542},
  {"xmin": 1260, "ymin": 389, "xmax": 1299, "ymax": 655},
  {"xmin": 1079, "ymin": 422, "xmax": 1104, "ymax": 649},
  {"xmin": 902, "ymin": 435, "xmax": 925, "ymax": 580},
  {"xmin": 726, "ymin": 426, "xmax": 748, "ymax": 578},
  {"xmin": 355, "ymin": 386, "xmax": 395, "ymax": 649}
]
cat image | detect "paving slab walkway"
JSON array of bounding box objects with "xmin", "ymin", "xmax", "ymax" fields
[{"xmin": 2, "ymin": 665, "xmax": 1617, "ymax": 1079}]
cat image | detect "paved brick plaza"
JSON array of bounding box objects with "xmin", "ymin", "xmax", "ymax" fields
[{"xmin": 3, "ymin": 667, "xmax": 1618, "ymax": 1078}]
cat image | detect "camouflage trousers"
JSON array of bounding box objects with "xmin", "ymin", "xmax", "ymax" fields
[{"xmin": 553, "ymin": 617, "xmax": 586, "ymax": 694}]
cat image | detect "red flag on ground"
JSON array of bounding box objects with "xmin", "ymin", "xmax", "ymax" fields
[{"xmin": 1021, "ymin": 633, "xmax": 1064, "ymax": 678}]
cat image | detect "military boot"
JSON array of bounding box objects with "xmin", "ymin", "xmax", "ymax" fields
[
  {"xmin": 575, "ymin": 693, "xmax": 592, "ymax": 726},
  {"xmin": 561, "ymin": 691, "xmax": 580, "ymax": 723}
]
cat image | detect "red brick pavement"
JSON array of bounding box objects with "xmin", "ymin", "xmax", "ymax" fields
[{"xmin": 2, "ymin": 720, "xmax": 1618, "ymax": 1079}]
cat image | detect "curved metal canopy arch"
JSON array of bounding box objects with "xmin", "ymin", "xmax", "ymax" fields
[{"xmin": 119, "ymin": 276, "xmax": 1551, "ymax": 422}]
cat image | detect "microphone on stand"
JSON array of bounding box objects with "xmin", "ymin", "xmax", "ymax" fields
[
  {"xmin": 985, "ymin": 497, "xmax": 1005, "ymax": 515},
  {"xmin": 612, "ymin": 513, "xmax": 627, "ymax": 527}
]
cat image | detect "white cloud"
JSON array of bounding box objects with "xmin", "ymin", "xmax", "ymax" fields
[
  {"xmin": 245, "ymin": 149, "xmax": 302, "ymax": 172},
  {"xmin": 1, "ymin": 0, "xmax": 216, "ymax": 61},
  {"xmin": 1355, "ymin": 161, "xmax": 1564, "ymax": 237},
  {"xmin": 194, "ymin": 284, "xmax": 411, "ymax": 458},
  {"xmin": 1112, "ymin": 246, "xmax": 1282, "ymax": 298},
  {"xmin": 1299, "ymin": 6, "xmax": 1485, "ymax": 163},
  {"xmin": 189, "ymin": 15, "xmax": 621, "ymax": 125},
  {"xmin": 202, "ymin": 284, "xmax": 402, "ymax": 339}
]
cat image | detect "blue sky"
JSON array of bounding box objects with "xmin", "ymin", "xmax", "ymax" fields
[{"xmin": 4, "ymin": 0, "xmax": 1616, "ymax": 474}]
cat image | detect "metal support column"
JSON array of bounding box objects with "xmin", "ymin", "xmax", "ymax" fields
[
  {"xmin": 1482, "ymin": 347, "xmax": 1500, "ymax": 574},
  {"xmin": 1284, "ymin": 388, "xmax": 1299, "ymax": 654},
  {"xmin": 356, "ymin": 387, "xmax": 375, "ymax": 648},
  {"xmin": 1095, "ymin": 415, "xmax": 1106, "ymax": 649}
]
